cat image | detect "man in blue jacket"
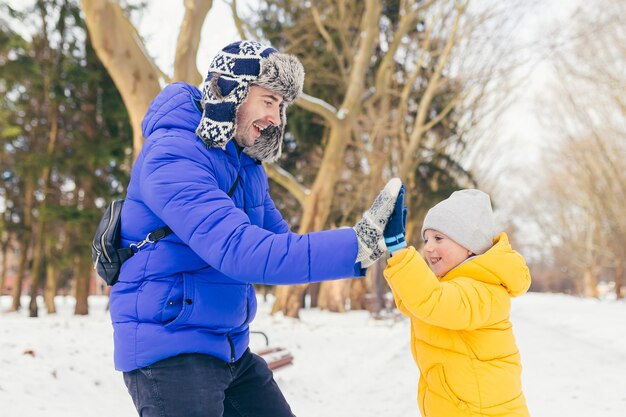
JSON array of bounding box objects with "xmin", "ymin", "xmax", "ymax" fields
[{"xmin": 113, "ymin": 40, "xmax": 402, "ymax": 417}]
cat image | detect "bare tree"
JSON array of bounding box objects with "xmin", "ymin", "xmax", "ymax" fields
[
  {"xmin": 80, "ymin": 0, "xmax": 213, "ymax": 158},
  {"xmin": 237, "ymin": 0, "xmax": 531, "ymax": 316},
  {"xmin": 518, "ymin": 0, "xmax": 626, "ymax": 297}
]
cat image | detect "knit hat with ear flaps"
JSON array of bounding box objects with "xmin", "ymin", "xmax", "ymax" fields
[
  {"xmin": 421, "ymin": 189, "xmax": 497, "ymax": 255},
  {"xmin": 195, "ymin": 40, "xmax": 304, "ymax": 163}
]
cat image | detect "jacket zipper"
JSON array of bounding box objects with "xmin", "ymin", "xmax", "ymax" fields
[
  {"xmin": 99, "ymin": 200, "xmax": 118, "ymax": 263},
  {"xmin": 92, "ymin": 242, "xmax": 101, "ymax": 269},
  {"xmin": 227, "ymin": 334, "xmax": 235, "ymax": 363},
  {"xmin": 241, "ymin": 284, "xmax": 250, "ymax": 326},
  {"xmin": 227, "ymin": 285, "xmax": 251, "ymax": 363},
  {"xmin": 226, "ymin": 146, "xmax": 246, "ymax": 365}
]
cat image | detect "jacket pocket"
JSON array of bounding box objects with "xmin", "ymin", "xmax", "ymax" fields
[
  {"xmin": 164, "ymin": 271, "xmax": 248, "ymax": 332},
  {"xmin": 423, "ymin": 364, "xmax": 471, "ymax": 416},
  {"xmin": 136, "ymin": 275, "xmax": 182, "ymax": 324},
  {"xmin": 160, "ymin": 275, "xmax": 184, "ymax": 325}
]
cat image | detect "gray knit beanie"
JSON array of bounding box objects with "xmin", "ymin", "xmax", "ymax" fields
[{"xmin": 421, "ymin": 189, "xmax": 496, "ymax": 255}]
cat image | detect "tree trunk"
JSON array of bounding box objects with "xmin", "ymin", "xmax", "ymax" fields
[
  {"xmin": 27, "ymin": 209, "xmax": 46, "ymax": 315},
  {"xmin": 11, "ymin": 239, "xmax": 30, "ymax": 312},
  {"xmin": 615, "ymin": 261, "xmax": 624, "ymax": 300},
  {"xmin": 318, "ymin": 280, "xmax": 347, "ymax": 313},
  {"xmin": 270, "ymin": 284, "xmax": 306, "ymax": 318},
  {"xmin": 74, "ymin": 181, "xmax": 96, "ymax": 316},
  {"xmin": 0, "ymin": 239, "xmax": 9, "ymax": 295},
  {"xmin": 80, "ymin": 0, "xmax": 163, "ymax": 159},
  {"xmin": 29, "ymin": 108, "xmax": 58, "ymax": 316},
  {"xmin": 582, "ymin": 265, "xmax": 598, "ymax": 298},
  {"xmin": 81, "ymin": 0, "xmax": 213, "ymax": 158},
  {"xmin": 285, "ymin": 285, "xmax": 308, "ymax": 318},
  {"xmin": 298, "ymin": 125, "xmax": 351, "ymax": 232},
  {"xmin": 44, "ymin": 237, "xmax": 57, "ymax": 314},
  {"xmin": 368, "ymin": 258, "xmax": 386, "ymax": 313},
  {"xmin": 274, "ymin": 123, "xmax": 353, "ymax": 317},
  {"xmin": 348, "ymin": 278, "xmax": 367, "ymax": 310},
  {"xmin": 27, "ymin": 223, "xmax": 45, "ymax": 317},
  {"xmin": 74, "ymin": 253, "xmax": 91, "ymax": 315},
  {"xmin": 173, "ymin": 0, "xmax": 213, "ymax": 85},
  {"xmin": 308, "ymin": 283, "xmax": 320, "ymax": 308},
  {"xmin": 10, "ymin": 178, "xmax": 35, "ymax": 312},
  {"xmin": 271, "ymin": 0, "xmax": 382, "ymax": 318}
]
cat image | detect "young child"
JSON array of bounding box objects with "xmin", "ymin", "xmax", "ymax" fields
[{"xmin": 384, "ymin": 189, "xmax": 531, "ymax": 417}]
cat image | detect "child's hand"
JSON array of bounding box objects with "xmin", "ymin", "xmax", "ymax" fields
[{"xmin": 383, "ymin": 185, "xmax": 407, "ymax": 254}]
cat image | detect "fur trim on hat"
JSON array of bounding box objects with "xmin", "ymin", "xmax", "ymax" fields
[
  {"xmin": 244, "ymin": 53, "xmax": 303, "ymax": 162},
  {"xmin": 253, "ymin": 53, "xmax": 304, "ymax": 104}
]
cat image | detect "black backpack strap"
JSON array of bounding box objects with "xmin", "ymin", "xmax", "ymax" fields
[
  {"xmin": 149, "ymin": 226, "xmax": 172, "ymax": 242},
  {"xmin": 227, "ymin": 174, "xmax": 239, "ymax": 197},
  {"xmin": 117, "ymin": 246, "xmax": 134, "ymax": 263}
]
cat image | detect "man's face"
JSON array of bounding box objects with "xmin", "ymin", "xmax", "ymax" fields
[{"xmin": 234, "ymin": 85, "xmax": 283, "ymax": 148}]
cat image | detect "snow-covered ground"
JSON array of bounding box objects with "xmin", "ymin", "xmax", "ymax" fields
[{"xmin": 1, "ymin": 292, "xmax": 625, "ymax": 417}]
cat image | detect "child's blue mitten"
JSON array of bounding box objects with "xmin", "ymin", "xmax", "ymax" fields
[{"xmin": 384, "ymin": 185, "xmax": 407, "ymax": 254}]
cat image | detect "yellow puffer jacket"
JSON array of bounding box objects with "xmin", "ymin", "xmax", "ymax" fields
[{"xmin": 384, "ymin": 233, "xmax": 531, "ymax": 417}]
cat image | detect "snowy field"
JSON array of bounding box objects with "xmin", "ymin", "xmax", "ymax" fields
[{"xmin": 1, "ymin": 292, "xmax": 625, "ymax": 417}]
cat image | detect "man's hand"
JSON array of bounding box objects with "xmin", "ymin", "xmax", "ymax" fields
[
  {"xmin": 353, "ymin": 178, "xmax": 403, "ymax": 268},
  {"xmin": 383, "ymin": 185, "xmax": 407, "ymax": 254}
]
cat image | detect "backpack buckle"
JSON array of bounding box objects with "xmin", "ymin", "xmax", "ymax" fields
[{"xmin": 129, "ymin": 232, "xmax": 156, "ymax": 252}]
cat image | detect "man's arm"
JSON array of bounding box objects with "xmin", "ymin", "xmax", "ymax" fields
[
  {"xmin": 262, "ymin": 185, "xmax": 289, "ymax": 234},
  {"xmin": 140, "ymin": 137, "xmax": 359, "ymax": 285}
]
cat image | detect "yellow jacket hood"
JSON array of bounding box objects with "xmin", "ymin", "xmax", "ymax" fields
[{"xmin": 446, "ymin": 233, "xmax": 531, "ymax": 297}]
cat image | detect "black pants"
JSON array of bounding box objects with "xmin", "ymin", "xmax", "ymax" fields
[{"xmin": 123, "ymin": 349, "xmax": 295, "ymax": 417}]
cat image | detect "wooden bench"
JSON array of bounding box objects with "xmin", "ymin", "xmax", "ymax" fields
[{"xmin": 251, "ymin": 331, "xmax": 294, "ymax": 371}]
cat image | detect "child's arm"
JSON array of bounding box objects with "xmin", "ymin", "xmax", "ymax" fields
[
  {"xmin": 384, "ymin": 246, "xmax": 508, "ymax": 330},
  {"xmin": 390, "ymin": 287, "xmax": 412, "ymax": 317}
]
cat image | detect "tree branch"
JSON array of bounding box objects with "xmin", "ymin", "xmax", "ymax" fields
[
  {"xmin": 174, "ymin": 0, "xmax": 213, "ymax": 85},
  {"xmin": 295, "ymin": 93, "xmax": 340, "ymax": 127},
  {"xmin": 311, "ymin": 3, "xmax": 336, "ymax": 53},
  {"xmin": 264, "ymin": 163, "xmax": 310, "ymax": 207},
  {"xmin": 80, "ymin": 0, "xmax": 163, "ymax": 159},
  {"xmin": 400, "ymin": 1, "xmax": 466, "ymax": 177},
  {"xmin": 228, "ymin": 0, "xmax": 250, "ymax": 40},
  {"xmin": 397, "ymin": 17, "xmax": 434, "ymax": 151},
  {"xmin": 341, "ymin": 0, "xmax": 381, "ymax": 111},
  {"xmin": 371, "ymin": 0, "xmax": 438, "ymax": 101}
]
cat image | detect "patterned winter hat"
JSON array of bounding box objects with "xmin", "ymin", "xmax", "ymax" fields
[{"xmin": 195, "ymin": 40, "xmax": 305, "ymax": 162}]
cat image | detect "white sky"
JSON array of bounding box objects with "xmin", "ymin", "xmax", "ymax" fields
[{"xmin": 135, "ymin": 0, "xmax": 256, "ymax": 78}]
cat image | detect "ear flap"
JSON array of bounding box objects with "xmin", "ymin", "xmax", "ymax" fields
[
  {"xmin": 207, "ymin": 74, "xmax": 223, "ymax": 99},
  {"xmin": 209, "ymin": 74, "xmax": 250, "ymax": 105},
  {"xmin": 216, "ymin": 76, "xmax": 241, "ymax": 98}
]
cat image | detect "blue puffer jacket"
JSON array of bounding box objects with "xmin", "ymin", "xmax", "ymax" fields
[{"xmin": 110, "ymin": 83, "xmax": 360, "ymax": 372}]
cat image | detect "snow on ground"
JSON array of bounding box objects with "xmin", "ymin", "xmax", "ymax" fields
[{"xmin": 1, "ymin": 292, "xmax": 625, "ymax": 417}]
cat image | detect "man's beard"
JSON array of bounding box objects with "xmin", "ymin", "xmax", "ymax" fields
[{"xmin": 233, "ymin": 125, "xmax": 254, "ymax": 148}]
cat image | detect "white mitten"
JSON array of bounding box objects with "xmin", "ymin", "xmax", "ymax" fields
[{"xmin": 353, "ymin": 178, "xmax": 403, "ymax": 268}]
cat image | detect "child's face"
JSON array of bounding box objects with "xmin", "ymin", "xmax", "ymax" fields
[{"xmin": 423, "ymin": 229, "xmax": 473, "ymax": 277}]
